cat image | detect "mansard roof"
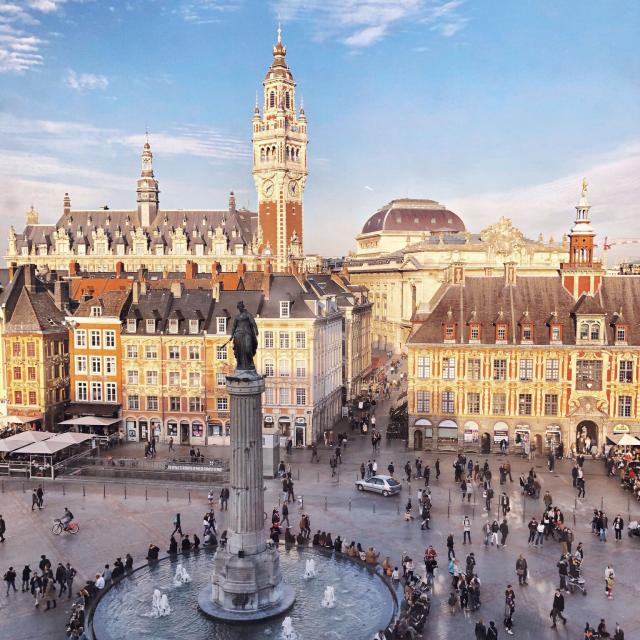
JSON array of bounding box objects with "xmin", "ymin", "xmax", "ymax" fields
[{"xmin": 408, "ymin": 275, "xmax": 640, "ymax": 347}]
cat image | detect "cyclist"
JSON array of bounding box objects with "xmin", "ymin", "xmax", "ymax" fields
[{"xmin": 59, "ymin": 507, "xmax": 74, "ymax": 531}]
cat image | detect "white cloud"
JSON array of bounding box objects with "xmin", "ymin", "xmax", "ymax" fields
[
  {"xmin": 272, "ymin": 0, "xmax": 468, "ymax": 48},
  {"xmin": 447, "ymin": 141, "xmax": 640, "ymax": 246},
  {"xmin": 65, "ymin": 69, "xmax": 109, "ymax": 91},
  {"xmin": 27, "ymin": 0, "xmax": 65, "ymax": 12},
  {"xmin": 177, "ymin": 0, "xmax": 241, "ymax": 25}
]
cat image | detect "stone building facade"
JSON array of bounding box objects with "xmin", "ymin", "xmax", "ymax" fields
[{"xmin": 407, "ymin": 186, "xmax": 640, "ymax": 455}]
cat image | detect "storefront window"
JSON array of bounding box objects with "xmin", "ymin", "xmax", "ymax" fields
[
  {"xmin": 192, "ymin": 421, "xmax": 203, "ymax": 438},
  {"xmin": 167, "ymin": 421, "xmax": 177, "ymax": 437}
]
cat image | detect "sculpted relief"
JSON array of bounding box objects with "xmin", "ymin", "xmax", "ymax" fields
[{"xmin": 480, "ymin": 217, "xmax": 526, "ymax": 256}]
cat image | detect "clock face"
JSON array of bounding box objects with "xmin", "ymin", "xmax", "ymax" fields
[
  {"xmin": 263, "ymin": 180, "xmax": 274, "ymax": 198},
  {"xmin": 288, "ymin": 180, "xmax": 298, "ymax": 196}
]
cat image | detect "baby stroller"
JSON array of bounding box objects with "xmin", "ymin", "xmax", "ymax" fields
[
  {"xmin": 567, "ymin": 558, "xmax": 587, "ymax": 596},
  {"xmin": 628, "ymin": 520, "xmax": 640, "ymax": 538}
]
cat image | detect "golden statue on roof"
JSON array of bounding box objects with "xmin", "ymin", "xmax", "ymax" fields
[{"xmin": 581, "ymin": 177, "xmax": 588, "ymax": 198}]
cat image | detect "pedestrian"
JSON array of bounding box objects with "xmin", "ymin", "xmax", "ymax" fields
[
  {"xmin": 44, "ymin": 576, "xmax": 57, "ymax": 609},
  {"xmin": 172, "ymin": 513, "xmax": 182, "ymax": 536},
  {"xmin": 435, "ymin": 458, "xmax": 440, "ymax": 479},
  {"xmin": 605, "ymin": 564, "xmax": 614, "ymax": 599},
  {"xmin": 66, "ymin": 563, "xmax": 76, "ymax": 598},
  {"xmin": 504, "ymin": 585, "xmax": 515, "ymax": 635},
  {"xmin": 491, "ymin": 520, "xmax": 500, "ymax": 546},
  {"xmin": 4, "ymin": 566, "xmax": 17, "ymax": 595},
  {"xmin": 220, "ymin": 486, "xmax": 229, "ymax": 510},
  {"xmin": 330, "ymin": 455, "xmax": 337, "ymax": 478},
  {"xmin": 613, "ymin": 622, "xmax": 624, "ymax": 640},
  {"xmin": 577, "ymin": 476, "xmax": 586, "ymax": 498},
  {"xmin": 483, "ymin": 521, "xmax": 491, "ymax": 547},
  {"xmin": 287, "ymin": 478, "xmax": 295, "ymax": 503},
  {"xmin": 36, "ymin": 486, "xmax": 44, "ymax": 509},
  {"xmin": 424, "ymin": 465, "xmax": 431, "ymax": 487},
  {"xmin": 599, "ymin": 512, "xmax": 608, "ymax": 542},
  {"xmin": 55, "ymin": 562, "xmax": 67, "ymax": 597},
  {"xmin": 168, "ymin": 436, "xmax": 174, "ymax": 453},
  {"xmin": 388, "ymin": 461, "xmax": 395, "ymax": 476},
  {"xmin": 447, "ymin": 533, "xmax": 455, "ymax": 559},
  {"xmin": 31, "ymin": 489, "xmax": 39, "ymax": 511},
  {"xmin": 557, "ymin": 555, "xmax": 569, "ymax": 592},
  {"xmin": 335, "ymin": 446, "xmax": 342, "ymax": 464},
  {"xmin": 282, "ymin": 502, "xmax": 290, "ymax": 528},
  {"xmin": 475, "ymin": 618, "xmax": 487, "ymax": 640},
  {"xmin": 549, "ymin": 589, "xmax": 567, "ymax": 628},
  {"xmin": 535, "ymin": 520, "xmax": 545, "ymax": 546},
  {"xmin": 613, "ymin": 514, "xmax": 624, "ymax": 541},
  {"xmin": 0, "ymin": 514, "xmax": 5, "ymax": 542},
  {"xmin": 310, "ymin": 442, "xmax": 318, "ymax": 463},
  {"xmin": 515, "ymin": 555, "xmax": 528, "ymax": 585},
  {"xmin": 21, "ymin": 564, "xmax": 30, "ymax": 592},
  {"xmin": 487, "ymin": 620, "xmax": 498, "ymax": 640},
  {"xmin": 463, "ymin": 516, "xmax": 472, "ymax": 544},
  {"xmin": 499, "ymin": 519, "xmax": 509, "ymax": 547},
  {"xmin": 360, "ymin": 462, "xmax": 366, "ymax": 480}
]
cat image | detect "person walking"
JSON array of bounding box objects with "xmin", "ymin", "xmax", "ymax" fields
[
  {"xmin": 599, "ymin": 512, "xmax": 608, "ymax": 542},
  {"xmin": 172, "ymin": 513, "xmax": 182, "ymax": 536},
  {"xmin": 4, "ymin": 566, "xmax": 17, "ymax": 595},
  {"xmin": 31, "ymin": 489, "xmax": 39, "ymax": 511},
  {"xmin": 330, "ymin": 455, "xmax": 337, "ymax": 478},
  {"xmin": 281, "ymin": 502, "xmax": 290, "ymax": 528},
  {"xmin": 0, "ymin": 514, "xmax": 5, "ymax": 542},
  {"xmin": 475, "ymin": 618, "xmax": 487, "ymax": 640},
  {"xmin": 310, "ymin": 442, "xmax": 318, "ymax": 463},
  {"xmin": 424, "ymin": 464, "xmax": 431, "ymax": 487},
  {"xmin": 491, "ymin": 520, "xmax": 500, "ymax": 546},
  {"xmin": 613, "ymin": 515, "xmax": 624, "ymax": 541},
  {"xmin": 549, "ymin": 589, "xmax": 567, "ymax": 628},
  {"xmin": 605, "ymin": 564, "xmax": 615, "ymax": 599},
  {"xmin": 463, "ymin": 516, "xmax": 472, "ymax": 544},
  {"xmin": 557, "ymin": 555, "xmax": 569, "ymax": 592},
  {"xmin": 21, "ymin": 565, "xmax": 31, "ymax": 592},
  {"xmin": 577, "ymin": 476, "xmax": 586, "ymax": 498},
  {"xmin": 447, "ymin": 533, "xmax": 455, "ymax": 560},
  {"xmin": 435, "ymin": 458, "xmax": 440, "ymax": 480},
  {"xmin": 515, "ymin": 555, "xmax": 528, "ymax": 585},
  {"xmin": 220, "ymin": 486, "xmax": 229, "ymax": 511},
  {"xmin": 500, "ymin": 492, "xmax": 510, "ymax": 517},
  {"xmin": 504, "ymin": 585, "xmax": 515, "ymax": 635},
  {"xmin": 499, "ymin": 519, "xmax": 509, "ymax": 547},
  {"xmin": 613, "ymin": 622, "xmax": 624, "ymax": 640},
  {"xmin": 36, "ymin": 486, "xmax": 44, "ymax": 509},
  {"xmin": 44, "ymin": 576, "xmax": 57, "ymax": 610},
  {"xmin": 535, "ymin": 520, "xmax": 545, "ymax": 546},
  {"xmin": 487, "ymin": 620, "xmax": 499, "ymax": 640},
  {"xmin": 55, "ymin": 562, "xmax": 67, "ymax": 597},
  {"xmin": 65, "ymin": 563, "xmax": 76, "ymax": 598},
  {"xmin": 483, "ymin": 521, "xmax": 491, "ymax": 547},
  {"xmin": 168, "ymin": 436, "xmax": 174, "ymax": 453}
]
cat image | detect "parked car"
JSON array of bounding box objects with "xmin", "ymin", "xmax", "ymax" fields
[{"xmin": 355, "ymin": 474, "xmax": 402, "ymax": 497}]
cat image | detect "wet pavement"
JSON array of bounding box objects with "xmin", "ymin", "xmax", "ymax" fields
[{"xmin": 1, "ymin": 382, "xmax": 639, "ymax": 639}]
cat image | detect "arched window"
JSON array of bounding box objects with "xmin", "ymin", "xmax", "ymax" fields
[
  {"xmin": 269, "ymin": 91, "xmax": 275, "ymax": 108},
  {"xmin": 285, "ymin": 91, "xmax": 290, "ymax": 109},
  {"xmin": 260, "ymin": 148, "xmax": 265, "ymax": 161},
  {"xmin": 579, "ymin": 322, "xmax": 589, "ymax": 340},
  {"xmin": 590, "ymin": 323, "xmax": 600, "ymax": 340},
  {"xmin": 295, "ymin": 148, "xmax": 299, "ymax": 161},
  {"xmin": 272, "ymin": 145, "xmax": 276, "ymax": 159}
]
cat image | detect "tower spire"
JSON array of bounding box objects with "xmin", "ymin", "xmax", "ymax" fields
[
  {"xmin": 137, "ymin": 136, "xmax": 159, "ymax": 227},
  {"xmin": 277, "ymin": 22, "xmax": 282, "ymax": 44}
]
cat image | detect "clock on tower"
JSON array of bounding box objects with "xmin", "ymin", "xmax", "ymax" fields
[{"xmin": 252, "ymin": 27, "xmax": 308, "ymax": 272}]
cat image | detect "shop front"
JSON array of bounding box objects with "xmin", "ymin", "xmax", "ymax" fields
[
  {"xmin": 515, "ymin": 425, "xmax": 531, "ymax": 456},
  {"xmin": 545, "ymin": 425, "xmax": 561, "ymax": 453},
  {"xmin": 294, "ymin": 417, "xmax": 307, "ymax": 447},
  {"xmin": 463, "ymin": 421, "xmax": 479, "ymax": 448},
  {"xmin": 278, "ymin": 416, "xmax": 291, "ymax": 447},
  {"xmin": 412, "ymin": 418, "xmax": 433, "ymax": 450},
  {"xmin": 437, "ymin": 419, "xmax": 459, "ymax": 450},
  {"xmin": 493, "ymin": 422, "xmax": 509, "ymax": 450}
]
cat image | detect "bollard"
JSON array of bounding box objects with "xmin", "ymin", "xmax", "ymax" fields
[
  {"xmin": 103, "ymin": 484, "xmax": 106, "ymax": 498},
  {"xmin": 145, "ymin": 486, "xmax": 148, "ymax": 501},
  {"xmin": 317, "ymin": 471, "xmax": 320, "ymax": 483},
  {"xmin": 297, "ymin": 468, "xmax": 300, "ymax": 481},
  {"xmin": 448, "ymin": 503, "xmax": 450, "ymax": 518},
  {"xmin": 373, "ymin": 502, "xmax": 376, "ymax": 514},
  {"xmin": 472, "ymin": 505, "xmax": 475, "ymax": 520},
  {"xmin": 22, "ymin": 482, "xmax": 25, "ymax": 493},
  {"xmin": 397, "ymin": 503, "xmax": 400, "ymax": 515},
  {"xmin": 278, "ymin": 496, "xmax": 281, "ymax": 507},
  {"xmin": 337, "ymin": 471, "xmax": 340, "ymax": 484},
  {"xmin": 166, "ymin": 489, "xmax": 169, "ymax": 502},
  {"xmin": 324, "ymin": 496, "xmax": 328, "ymax": 511},
  {"xmin": 573, "ymin": 509, "xmax": 576, "ymax": 525},
  {"xmin": 82, "ymin": 484, "xmax": 85, "ymax": 497},
  {"xmin": 62, "ymin": 483, "xmax": 65, "ymax": 496},
  {"xmin": 448, "ymin": 488, "xmax": 451, "ymax": 503},
  {"xmin": 600, "ymin": 496, "xmax": 604, "ymax": 511},
  {"xmin": 188, "ymin": 491, "xmax": 191, "ymax": 504},
  {"xmin": 300, "ymin": 495, "xmax": 304, "ymax": 510},
  {"xmin": 1, "ymin": 480, "xmax": 4, "ymax": 493},
  {"xmin": 349, "ymin": 499, "xmax": 352, "ymax": 512},
  {"xmin": 124, "ymin": 485, "xmax": 127, "ymax": 500}
]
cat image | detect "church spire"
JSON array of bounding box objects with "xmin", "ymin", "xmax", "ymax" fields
[{"xmin": 137, "ymin": 137, "xmax": 159, "ymax": 227}]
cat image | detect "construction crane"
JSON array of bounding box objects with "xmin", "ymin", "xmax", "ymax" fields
[{"xmin": 603, "ymin": 236, "xmax": 640, "ymax": 269}]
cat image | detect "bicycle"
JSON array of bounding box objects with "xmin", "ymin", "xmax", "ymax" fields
[{"xmin": 51, "ymin": 519, "xmax": 80, "ymax": 535}]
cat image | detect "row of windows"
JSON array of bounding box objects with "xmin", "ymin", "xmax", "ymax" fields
[
  {"xmin": 124, "ymin": 344, "xmax": 206, "ymax": 360},
  {"xmin": 415, "ymin": 390, "xmax": 634, "ymax": 418},
  {"xmin": 126, "ymin": 395, "xmax": 211, "ymax": 412},
  {"xmin": 76, "ymin": 381, "xmax": 118, "ymax": 403},
  {"xmin": 263, "ymin": 359, "xmax": 307, "ymax": 378},
  {"xmin": 12, "ymin": 366, "xmax": 38, "ymax": 382},
  {"xmin": 75, "ymin": 329, "xmax": 116, "ymax": 349},
  {"xmin": 75, "ymin": 356, "xmax": 117, "ymax": 376},
  {"xmin": 126, "ymin": 317, "xmax": 218, "ymax": 335},
  {"xmin": 417, "ymin": 356, "xmax": 634, "ymax": 385},
  {"xmin": 11, "ymin": 340, "xmax": 67, "ymax": 358},
  {"xmin": 126, "ymin": 370, "xmax": 204, "ymax": 387},
  {"xmin": 263, "ymin": 330, "xmax": 306, "ymax": 349},
  {"xmin": 264, "ymin": 387, "xmax": 307, "ymax": 406}
]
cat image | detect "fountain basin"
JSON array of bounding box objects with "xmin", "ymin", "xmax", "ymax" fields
[{"xmin": 90, "ymin": 546, "xmax": 396, "ymax": 640}]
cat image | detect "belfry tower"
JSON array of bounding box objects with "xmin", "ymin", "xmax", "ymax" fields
[
  {"xmin": 252, "ymin": 27, "xmax": 308, "ymax": 271},
  {"xmin": 136, "ymin": 138, "xmax": 159, "ymax": 228}
]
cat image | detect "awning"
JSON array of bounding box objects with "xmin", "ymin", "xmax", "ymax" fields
[
  {"xmin": 65, "ymin": 402, "xmax": 121, "ymax": 418},
  {"xmin": 58, "ymin": 416, "xmax": 121, "ymax": 427},
  {"xmin": 51, "ymin": 432, "xmax": 94, "ymax": 444},
  {"xmin": 17, "ymin": 440, "xmax": 72, "ymax": 455},
  {"xmin": 616, "ymin": 433, "xmax": 640, "ymax": 447},
  {"xmin": 1, "ymin": 415, "xmax": 33, "ymax": 425},
  {"xmin": 0, "ymin": 431, "xmax": 55, "ymax": 452}
]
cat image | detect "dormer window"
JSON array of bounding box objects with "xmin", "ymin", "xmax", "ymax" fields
[
  {"xmin": 469, "ymin": 324, "xmax": 480, "ymax": 342},
  {"xmin": 126, "ymin": 318, "xmax": 136, "ymax": 333},
  {"xmin": 577, "ymin": 319, "xmax": 603, "ymax": 344},
  {"xmin": 189, "ymin": 319, "xmax": 199, "ymax": 334},
  {"xmin": 280, "ymin": 301, "xmax": 290, "ymax": 318},
  {"xmin": 168, "ymin": 319, "xmax": 179, "ymax": 334},
  {"xmin": 444, "ymin": 323, "xmax": 456, "ymax": 342},
  {"xmin": 521, "ymin": 324, "xmax": 532, "ymax": 342},
  {"xmin": 496, "ymin": 324, "xmax": 507, "ymax": 343},
  {"xmin": 616, "ymin": 326, "xmax": 627, "ymax": 344},
  {"xmin": 550, "ymin": 324, "xmax": 562, "ymax": 343},
  {"xmin": 90, "ymin": 306, "xmax": 102, "ymax": 317},
  {"xmin": 590, "ymin": 324, "xmax": 600, "ymax": 340},
  {"xmin": 216, "ymin": 317, "xmax": 227, "ymax": 334},
  {"xmin": 145, "ymin": 319, "xmax": 155, "ymax": 333}
]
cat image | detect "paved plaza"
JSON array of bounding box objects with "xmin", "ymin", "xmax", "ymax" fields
[{"xmin": 1, "ymin": 394, "xmax": 639, "ymax": 640}]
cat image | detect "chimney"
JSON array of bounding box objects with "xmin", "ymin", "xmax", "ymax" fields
[
  {"xmin": 228, "ymin": 191, "xmax": 236, "ymax": 212},
  {"xmin": 132, "ymin": 281, "xmax": 139, "ymax": 304},
  {"xmin": 140, "ymin": 280, "xmax": 147, "ymax": 296},
  {"xmin": 63, "ymin": 192, "xmax": 71, "ymax": 216},
  {"xmin": 137, "ymin": 267, "xmax": 147, "ymax": 282},
  {"xmin": 170, "ymin": 281, "xmax": 183, "ymax": 299},
  {"xmin": 452, "ymin": 261, "xmax": 465, "ymax": 285},
  {"xmin": 186, "ymin": 260, "xmax": 198, "ymax": 279},
  {"xmin": 24, "ymin": 264, "xmax": 36, "ymax": 292},
  {"xmin": 69, "ymin": 261, "xmax": 79, "ymax": 276},
  {"xmin": 115, "ymin": 261, "xmax": 124, "ymax": 278},
  {"xmin": 504, "ymin": 261, "xmax": 517, "ymax": 286},
  {"xmin": 263, "ymin": 259, "xmax": 272, "ymax": 300},
  {"xmin": 237, "ymin": 260, "xmax": 246, "ymax": 276},
  {"xmin": 53, "ymin": 279, "xmax": 70, "ymax": 311},
  {"xmin": 8, "ymin": 262, "xmax": 17, "ymax": 282}
]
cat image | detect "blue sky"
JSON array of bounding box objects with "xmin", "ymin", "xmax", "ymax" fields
[{"xmin": 0, "ymin": 0, "xmax": 639, "ymax": 258}]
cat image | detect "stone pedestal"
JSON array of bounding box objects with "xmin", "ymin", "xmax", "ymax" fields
[{"xmin": 199, "ymin": 370, "xmax": 295, "ymax": 621}]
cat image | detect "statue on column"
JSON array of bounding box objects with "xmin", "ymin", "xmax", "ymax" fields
[{"xmin": 230, "ymin": 301, "xmax": 259, "ymax": 371}]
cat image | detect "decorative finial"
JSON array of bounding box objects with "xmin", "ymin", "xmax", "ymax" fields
[
  {"xmin": 277, "ymin": 21, "xmax": 282, "ymax": 44},
  {"xmin": 581, "ymin": 177, "xmax": 588, "ymax": 198}
]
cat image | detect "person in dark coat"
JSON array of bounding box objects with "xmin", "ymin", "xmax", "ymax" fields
[
  {"xmin": 475, "ymin": 618, "xmax": 487, "ymax": 640},
  {"xmin": 0, "ymin": 514, "xmax": 6, "ymax": 542},
  {"xmin": 550, "ymin": 589, "xmax": 566, "ymax": 628},
  {"xmin": 487, "ymin": 621, "xmax": 498, "ymax": 640}
]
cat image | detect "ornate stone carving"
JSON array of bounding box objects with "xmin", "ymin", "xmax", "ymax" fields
[{"xmin": 480, "ymin": 217, "xmax": 526, "ymax": 255}]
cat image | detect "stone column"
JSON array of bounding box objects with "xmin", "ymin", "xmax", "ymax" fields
[{"xmin": 227, "ymin": 374, "xmax": 266, "ymax": 555}]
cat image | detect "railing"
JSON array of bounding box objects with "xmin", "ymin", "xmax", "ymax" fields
[
  {"xmin": 76, "ymin": 456, "xmax": 229, "ymax": 474},
  {"xmin": 0, "ymin": 460, "xmax": 29, "ymax": 476}
]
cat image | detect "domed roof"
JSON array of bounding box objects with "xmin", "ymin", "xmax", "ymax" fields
[{"xmin": 361, "ymin": 199, "xmax": 465, "ymax": 235}]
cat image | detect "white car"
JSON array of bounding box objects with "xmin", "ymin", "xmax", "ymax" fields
[{"xmin": 355, "ymin": 474, "xmax": 402, "ymax": 497}]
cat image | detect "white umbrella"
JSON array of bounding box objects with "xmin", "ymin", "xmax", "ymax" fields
[{"xmin": 616, "ymin": 433, "xmax": 640, "ymax": 447}]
